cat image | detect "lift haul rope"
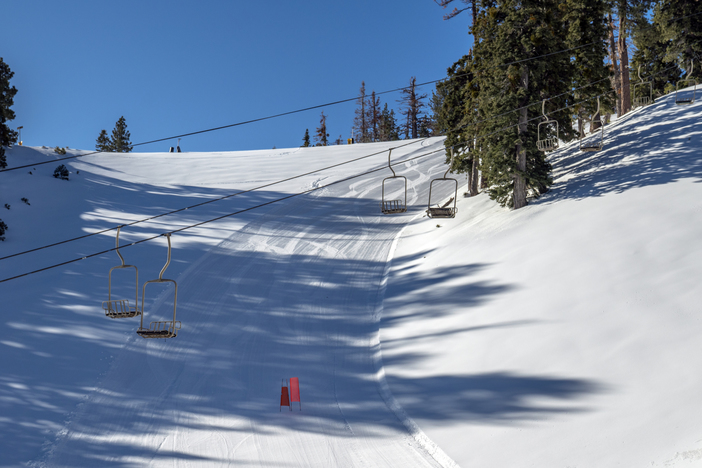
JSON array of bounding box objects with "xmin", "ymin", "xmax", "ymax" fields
[
  {"xmin": 1, "ymin": 58, "xmax": 679, "ymax": 264},
  {"xmin": 0, "ymin": 79, "xmax": 673, "ymax": 286},
  {"xmin": 2, "ymin": 11, "xmax": 698, "ymax": 174},
  {"xmin": 1, "ymin": 15, "xmax": 698, "ymax": 281},
  {"xmin": 0, "ymin": 144, "xmax": 447, "ymax": 284},
  {"xmin": 0, "ymin": 56, "xmax": 690, "ymax": 281},
  {"xmin": 0, "ymin": 138, "xmax": 427, "ymax": 262}
]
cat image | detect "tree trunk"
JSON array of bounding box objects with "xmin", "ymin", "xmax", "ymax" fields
[
  {"xmin": 513, "ymin": 66, "xmax": 528, "ymax": 210},
  {"xmin": 618, "ymin": 16, "xmax": 631, "ymax": 115},
  {"xmin": 608, "ymin": 15, "xmax": 621, "ymax": 117},
  {"xmin": 470, "ymin": 150, "xmax": 479, "ymax": 196}
]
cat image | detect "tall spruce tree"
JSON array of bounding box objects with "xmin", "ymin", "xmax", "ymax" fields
[
  {"xmin": 657, "ymin": 0, "xmax": 702, "ymax": 76},
  {"xmin": 378, "ymin": 104, "xmax": 399, "ymax": 141},
  {"xmin": 564, "ymin": 0, "xmax": 612, "ymax": 137},
  {"xmin": 0, "ymin": 58, "xmax": 19, "ymax": 169},
  {"xmin": 368, "ymin": 91, "xmax": 381, "ymax": 142},
  {"xmin": 353, "ymin": 82, "xmax": 370, "ymax": 143},
  {"xmin": 110, "ymin": 116, "xmax": 133, "ymax": 152},
  {"xmin": 398, "ymin": 77, "xmax": 427, "ymax": 140},
  {"xmin": 95, "ymin": 129, "xmax": 112, "ymax": 152},
  {"xmin": 314, "ymin": 112, "xmax": 329, "ymax": 146},
  {"xmin": 302, "ymin": 129, "xmax": 311, "ymax": 147},
  {"xmin": 473, "ymin": 0, "xmax": 572, "ymax": 208},
  {"xmin": 631, "ymin": 13, "xmax": 682, "ymax": 98},
  {"xmin": 435, "ymin": 52, "xmax": 481, "ymax": 195}
]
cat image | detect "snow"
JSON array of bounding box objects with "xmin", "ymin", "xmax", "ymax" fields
[{"xmin": 0, "ymin": 88, "xmax": 700, "ymax": 467}]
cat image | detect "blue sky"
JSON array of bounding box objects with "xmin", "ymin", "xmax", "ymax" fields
[{"xmin": 1, "ymin": 1, "xmax": 471, "ymax": 152}]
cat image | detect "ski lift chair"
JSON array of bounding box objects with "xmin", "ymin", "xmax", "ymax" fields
[
  {"xmin": 381, "ymin": 148, "xmax": 408, "ymax": 214},
  {"xmin": 427, "ymin": 148, "xmax": 458, "ymax": 218},
  {"xmin": 675, "ymin": 60, "xmax": 697, "ymax": 106},
  {"xmin": 633, "ymin": 66, "xmax": 653, "ymax": 108},
  {"xmin": 537, "ymin": 100, "xmax": 559, "ymax": 152},
  {"xmin": 102, "ymin": 226, "xmax": 141, "ymax": 319},
  {"xmin": 137, "ymin": 233, "xmax": 181, "ymax": 339},
  {"xmin": 580, "ymin": 96, "xmax": 604, "ymax": 153}
]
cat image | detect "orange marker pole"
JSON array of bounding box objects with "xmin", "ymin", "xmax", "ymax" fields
[
  {"xmin": 280, "ymin": 379, "xmax": 290, "ymax": 411},
  {"xmin": 290, "ymin": 377, "xmax": 301, "ymax": 411}
]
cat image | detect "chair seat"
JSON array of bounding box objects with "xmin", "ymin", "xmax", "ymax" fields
[{"xmin": 427, "ymin": 208, "xmax": 456, "ymax": 218}]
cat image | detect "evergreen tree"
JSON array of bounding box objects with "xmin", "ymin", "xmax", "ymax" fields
[
  {"xmin": 657, "ymin": 0, "xmax": 702, "ymax": 76},
  {"xmin": 398, "ymin": 76, "xmax": 427, "ymax": 139},
  {"xmin": 314, "ymin": 111, "xmax": 329, "ymax": 146},
  {"xmin": 353, "ymin": 82, "xmax": 370, "ymax": 143},
  {"xmin": 435, "ymin": 53, "xmax": 481, "ymax": 195},
  {"xmin": 302, "ymin": 129, "xmax": 311, "ymax": 147},
  {"xmin": 378, "ymin": 104, "xmax": 399, "ymax": 141},
  {"xmin": 473, "ymin": 0, "xmax": 572, "ymax": 208},
  {"xmin": 110, "ymin": 116, "xmax": 132, "ymax": 153},
  {"xmin": 0, "ymin": 58, "xmax": 19, "ymax": 169},
  {"xmin": 95, "ymin": 129, "xmax": 113, "ymax": 152},
  {"xmin": 368, "ymin": 91, "xmax": 381, "ymax": 142},
  {"xmin": 631, "ymin": 13, "xmax": 682, "ymax": 98},
  {"xmin": 564, "ymin": 0, "xmax": 612, "ymax": 136}
]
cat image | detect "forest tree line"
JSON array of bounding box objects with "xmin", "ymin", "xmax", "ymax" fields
[{"xmin": 433, "ymin": 0, "xmax": 700, "ymax": 209}]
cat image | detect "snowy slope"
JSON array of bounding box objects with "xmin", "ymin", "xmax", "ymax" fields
[
  {"xmin": 0, "ymin": 138, "xmax": 456, "ymax": 467},
  {"xmin": 380, "ymin": 90, "xmax": 702, "ymax": 467},
  {"xmin": 1, "ymin": 86, "xmax": 700, "ymax": 468}
]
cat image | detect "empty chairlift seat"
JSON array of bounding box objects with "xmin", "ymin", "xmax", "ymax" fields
[
  {"xmin": 381, "ymin": 148, "xmax": 408, "ymax": 214},
  {"xmin": 537, "ymin": 100, "xmax": 559, "ymax": 152},
  {"xmin": 634, "ymin": 66, "xmax": 654, "ymax": 108},
  {"xmin": 426, "ymin": 148, "xmax": 458, "ymax": 219},
  {"xmin": 675, "ymin": 60, "xmax": 697, "ymax": 106},
  {"xmin": 102, "ymin": 226, "xmax": 142, "ymax": 319},
  {"xmin": 580, "ymin": 96, "xmax": 605, "ymax": 153},
  {"xmin": 137, "ymin": 233, "xmax": 181, "ymax": 339}
]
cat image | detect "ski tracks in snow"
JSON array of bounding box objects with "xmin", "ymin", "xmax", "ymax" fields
[{"xmin": 42, "ymin": 139, "xmax": 457, "ymax": 467}]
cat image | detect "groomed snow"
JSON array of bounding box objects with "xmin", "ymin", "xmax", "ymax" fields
[
  {"xmin": 0, "ymin": 87, "xmax": 699, "ymax": 467},
  {"xmin": 381, "ymin": 90, "xmax": 702, "ymax": 467}
]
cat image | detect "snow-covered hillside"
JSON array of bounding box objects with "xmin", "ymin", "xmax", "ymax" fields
[
  {"xmin": 0, "ymin": 87, "xmax": 699, "ymax": 468},
  {"xmin": 381, "ymin": 90, "xmax": 702, "ymax": 467}
]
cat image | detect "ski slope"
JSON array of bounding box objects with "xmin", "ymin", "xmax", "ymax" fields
[
  {"xmin": 0, "ymin": 87, "xmax": 700, "ymax": 467},
  {"xmin": 380, "ymin": 90, "xmax": 702, "ymax": 467},
  {"xmin": 0, "ymin": 138, "xmax": 456, "ymax": 467}
]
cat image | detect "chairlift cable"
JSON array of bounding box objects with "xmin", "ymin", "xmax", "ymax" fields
[
  {"xmin": 0, "ymin": 138, "xmax": 427, "ymax": 262},
  {"xmin": 0, "ymin": 147, "xmax": 445, "ymax": 284},
  {"xmin": 3, "ymin": 13, "xmax": 698, "ymax": 175},
  {"xmin": 0, "ymin": 81, "xmax": 675, "ymax": 286},
  {"xmin": 2, "ymin": 61, "xmax": 645, "ymax": 264}
]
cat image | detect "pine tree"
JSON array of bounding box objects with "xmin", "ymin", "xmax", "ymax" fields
[
  {"xmin": 368, "ymin": 91, "xmax": 381, "ymax": 142},
  {"xmin": 631, "ymin": 13, "xmax": 682, "ymax": 98},
  {"xmin": 473, "ymin": 0, "xmax": 572, "ymax": 208},
  {"xmin": 314, "ymin": 112, "xmax": 329, "ymax": 146},
  {"xmin": 398, "ymin": 77, "xmax": 427, "ymax": 140},
  {"xmin": 657, "ymin": 0, "xmax": 702, "ymax": 76},
  {"xmin": 110, "ymin": 116, "xmax": 132, "ymax": 153},
  {"xmin": 564, "ymin": 0, "xmax": 612, "ymax": 136},
  {"xmin": 96, "ymin": 129, "xmax": 113, "ymax": 152},
  {"xmin": 0, "ymin": 58, "xmax": 19, "ymax": 169},
  {"xmin": 353, "ymin": 82, "xmax": 370, "ymax": 143},
  {"xmin": 302, "ymin": 129, "xmax": 311, "ymax": 147},
  {"xmin": 435, "ymin": 53, "xmax": 481, "ymax": 195},
  {"xmin": 378, "ymin": 104, "xmax": 399, "ymax": 142}
]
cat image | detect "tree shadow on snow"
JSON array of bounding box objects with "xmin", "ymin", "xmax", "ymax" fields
[{"xmin": 539, "ymin": 92, "xmax": 702, "ymax": 203}]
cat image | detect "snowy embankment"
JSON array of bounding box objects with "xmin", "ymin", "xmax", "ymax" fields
[{"xmin": 380, "ymin": 89, "xmax": 702, "ymax": 467}]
